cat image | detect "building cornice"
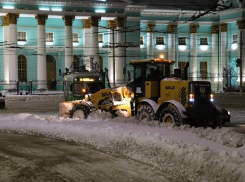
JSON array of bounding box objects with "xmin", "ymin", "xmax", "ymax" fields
[
  {"xmin": 141, "ymin": 20, "xmax": 219, "ymax": 26},
  {"xmin": 125, "ymin": 5, "xmax": 147, "ymax": 12},
  {"xmin": 217, "ymin": 8, "xmax": 244, "ymax": 16},
  {"xmin": 0, "ymin": 0, "xmax": 130, "ymax": 8},
  {"xmin": 141, "ymin": 9, "xmax": 220, "ymax": 18}
]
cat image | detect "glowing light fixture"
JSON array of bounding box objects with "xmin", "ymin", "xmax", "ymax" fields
[
  {"xmin": 156, "ymin": 45, "xmax": 166, "ymax": 50},
  {"xmin": 3, "ymin": 6, "xmax": 14, "ymax": 9},
  {"xmin": 179, "ymin": 45, "xmax": 187, "ymax": 51},
  {"xmin": 20, "ymin": 14, "xmax": 35, "ymax": 17},
  {"xmin": 39, "ymin": 8, "xmax": 50, "ymax": 11},
  {"xmin": 231, "ymin": 43, "xmax": 238, "ymax": 50},
  {"xmin": 200, "ymin": 45, "xmax": 209, "ymax": 51},
  {"xmin": 75, "ymin": 16, "xmax": 89, "ymax": 19},
  {"xmin": 210, "ymin": 94, "xmax": 214, "ymax": 102},
  {"xmin": 18, "ymin": 41, "xmax": 26, "ymax": 45},
  {"xmin": 73, "ymin": 42, "xmax": 79, "ymax": 46},
  {"xmin": 80, "ymin": 78, "xmax": 94, "ymax": 82},
  {"xmin": 189, "ymin": 93, "xmax": 194, "ymax": 102},
  {"xmin": 95, "ymin": 10, "xmax": 105, "ymax": 13},
  {"xmin": 52, "ymin": 8, "xmax": 62, "ymax": 11},
  {"xmin": 159, "ymin": 54, "xmax": 164, "ymax": 59},
  {"xmin": 49, "ymin": 15, "xmax": 62, "ymax": 19},
  {"xmin": 46, "ymin": 42, "xmax": 53, "ymax": 46}
]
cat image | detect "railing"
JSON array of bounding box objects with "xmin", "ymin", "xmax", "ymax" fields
[{"xmin": 0, "ymin": 80, "xmax": 62, "ymax": 95}]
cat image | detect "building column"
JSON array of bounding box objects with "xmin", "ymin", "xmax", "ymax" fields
[
  {"xmin": 6, "ymin": 13, "xmax": 19, "ymax": 89},
  {"xmin": 2, "ymin": 15, "xmax": 9, "ymax": 89},
  {"xmin": 211, "ymin": 25, "xmax": 219, "ymax": 91},
  {"xmin": 237, "ymin": 21, "xmax": 245, "ymax": 87},
  {"xmin": 147, "ymin": 23, "xmax": 155, "ymax": 59},
  {"xmin": 82, "ymin": 19, "xmax": 92, "ymax": 70},
  {"xmin": 115, "ymin": 17, "xmax": 125, "ymax": 86},
  {"xmin": 89, "ymin": 16, "xmax": 101, "ymax": 70},
  {"xmin": 219, "ymin": 23, "xmax": 227, "ymax": 91},
  {"xmin": 108, "ymin": 20, "xmax": 116, "ymax": 85},
  {"xmin": 190, "ymin": 24, "xmax": 199, "ymax": 80},
  {"xmin": 62, "ymin": 16, "xmax": 75, "ymax": 71},
  {"xmin": 168, "ymin": 24, "xmax": 177, "ymax": 64},
  {"xmin": 35, "ymin": 14, "xmax": 48, "ymax": 89}
]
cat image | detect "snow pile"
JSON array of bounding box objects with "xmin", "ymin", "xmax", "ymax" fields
[
  {"xmin": 0, "ymin": 113, "xmax": 245, "ymax": 182},
  {"xmin": 87, "ymin": 110, "xmax": 113, "ymax": 121},
  {"xmin": 110, "ymin": 115, "xmax": 245, "ymax": 148}
]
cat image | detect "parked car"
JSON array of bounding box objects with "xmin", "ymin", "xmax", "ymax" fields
[{"xmin": 0, "ymin": 92, "xmax": 5, "ymax": 108}]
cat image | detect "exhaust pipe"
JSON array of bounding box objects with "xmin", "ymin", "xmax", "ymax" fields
[{"xmin": 183, "ymin": 62, "xmax": 189, "ymax": 80}]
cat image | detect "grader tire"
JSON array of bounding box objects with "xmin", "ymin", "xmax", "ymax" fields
[
  {"xmin": 70, "ymin": 105, "xmax": 91, "ymax": 120},
  {"xmin": 159, "ymin": 106, "xmax": 183, "ymax": 126},
  {"xmin": 136, "ymin": 105, "xmax": 155, "ymax": 121}
]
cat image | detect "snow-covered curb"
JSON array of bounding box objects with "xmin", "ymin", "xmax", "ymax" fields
[{"xmin": 0, "ymin": 113, "xmax": 245, "ymax": 182}]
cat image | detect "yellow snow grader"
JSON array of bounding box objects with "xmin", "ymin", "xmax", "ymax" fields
[{"xmin": 59, "ymin": 55, "xmax": 230, "ymax": 127}]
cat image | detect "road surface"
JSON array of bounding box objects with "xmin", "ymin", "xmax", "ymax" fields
[{"xmin": 0, "ymin": 98, "xmax": 172, "ymax": 182}]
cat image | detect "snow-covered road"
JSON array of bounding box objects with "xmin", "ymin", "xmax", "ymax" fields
[
  {"xmin": 0, "ymin": 132, "xmax": 172, "ymax": 182},
  {"xmin": 0, "ymin": 93, "xmax": 245, "ymax": 182}
]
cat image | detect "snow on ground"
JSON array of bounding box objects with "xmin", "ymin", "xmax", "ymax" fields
[
  {"xmin": 1, "ymin": 93, "xmax": 245, "ymax": 182},
  {"xmin": 0, "ymin": 111, "xmax": 245, "ymax": 182}
]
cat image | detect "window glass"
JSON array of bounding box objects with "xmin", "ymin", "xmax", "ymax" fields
[
  {"xmin": 178, "ymin": 37, "xmax": 186, "ymax": 45},
  {"xmin": 200, "ymin": 37, "xmax": 208, "ymax": 45},
  {"xmin": 73, "ymin": 33, "xmax": 79, "ymax": 42},
  {"xmin": 156, "ymin": 36, "xmax": 164, "ymax": 44}
]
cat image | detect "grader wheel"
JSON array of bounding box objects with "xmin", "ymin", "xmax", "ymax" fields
[
  {"xmin": 159, "ymin": 106, "xmax": 183, "ymax": 126},
  {"xmin": 70, "ymin": 105, "xmax": 91, "ymax": 120},
  {"xmin": 136, "ymin": 105, "xmax": 155, "ymax": 121}
]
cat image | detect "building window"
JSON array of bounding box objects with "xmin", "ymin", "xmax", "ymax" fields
[
  {"xmin": 156, "ymin": 36, "xmax": 164, "ymax": 45},
  {"xmin": 178, "ymin": 37, "xmax": 186, "ymax": 45},
  {"xmin": 140, "ymin": 36, "xmax": 144, "ymax": 45},
  {"xmin": 178, "ymin": 61, "xmax": 186, "ymax": 78},
  {"xmin": 200, "ymin": 37, "xmax": 208, "ymax": 45},
  {"xmin": 73, "ymin": 33, "xmax": 79, "ymax": 42},
  {"xmin": 18, "ymin": 55, "xmax": 27, "ymax": 82},
  {"xmin": 98, "ymin": 34, "xmax": 103, "ymax": 43},
  {"xmin": 46, "ymin": 32, "xmax": 53, "ymax": 42},
  {"xmin": 200, "ymin": 61, "xmax": 208, "ymax": 79},
  {"xmin": 17, "ymin": 32, "xmax": 26, "ymax": 41},
  {"xmin": 232, "ymin": 34, "xmax": 237, "ymax": 43}
]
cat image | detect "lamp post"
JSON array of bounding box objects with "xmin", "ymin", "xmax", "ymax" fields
[{"xmin": 240, "ymin": 30, "xmax": 243, "ymax": 95}]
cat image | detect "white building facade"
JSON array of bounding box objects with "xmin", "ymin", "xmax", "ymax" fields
[{"xmin": 0, "ymin": 0, "xmax": 244, "ymax": 92}]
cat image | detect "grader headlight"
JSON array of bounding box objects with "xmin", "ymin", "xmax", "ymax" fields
[
  {"xmin": 189, "ymin": 93, "xmax": 194, "ymax": 102},
  {"xmin": 210, "ymin": 94, "xmax": 214, "ymax": 102}
]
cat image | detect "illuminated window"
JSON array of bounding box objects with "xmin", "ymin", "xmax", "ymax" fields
[
  {"xmin": 232, "ymin": 34, "xmax": 237, "ymax": 43},
  {"xmin": 140, "ymin": 36, "xmax": 144, "ymax": 45},
  {"xmin": 156, "ymin": 36, "xmax": 164, "ymax": 45},
  {"xmin": 18, "ymin": 55, "xmax": 27, "ymax": 81},
  {"xmin": 17, "ymin": 32, "xmax": 26, "ymax": 41},
  {"xmin": 178, "ymin": 37, "xmax": 186, "ymax": 45},
  {"xmin": 73, "ymin": 33, "xmax": 79, "ymax": 42},
  {"xmin": 200, "ymin": 61, "xmax": 208, "ymax": 79},
  {"xmin": 200, "ymin": 37, "xmax": 208, "ymax": 45},
  {"xmin": 178, "ymin": 61, "xmax": 186, "ymax": 78},
  {"xmin": 98, "ymin": 34, "xmax": 104, "ymax": 43},
  {"xmin": 46, "ymin": 32, "xmax": 53, "ymax": 42}
]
